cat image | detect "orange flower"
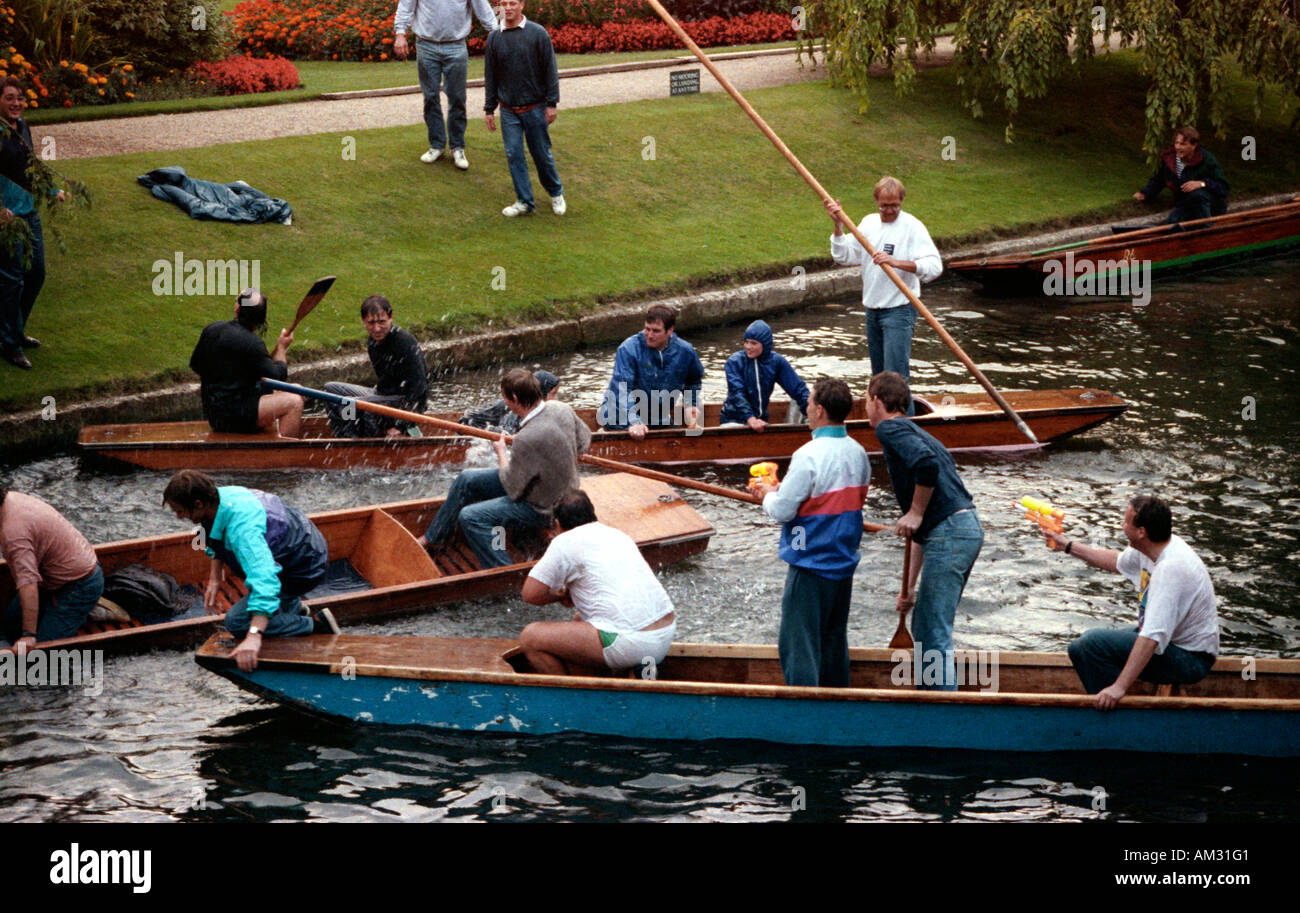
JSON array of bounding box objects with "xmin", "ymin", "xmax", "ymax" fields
[{"xmin": 125, "ymin": 92, "xmax": 134, "ymax": 99}]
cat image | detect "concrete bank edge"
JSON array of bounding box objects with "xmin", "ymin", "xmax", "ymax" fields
[{"xmin": 2, "ymin": 193, "xmax": 1293, "ymax": 460}]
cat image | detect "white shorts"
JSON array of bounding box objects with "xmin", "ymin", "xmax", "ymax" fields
[{"xmin": 596, "ymin": 620, "xmax": 676, "ymax": 673}]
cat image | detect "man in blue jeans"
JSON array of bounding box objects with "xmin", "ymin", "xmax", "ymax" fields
[
  {"xmin": 483, "ymin": 0, "xmax": 565, "ymax": 217},
  {"xmin": 867, "ymin": 371, "xmax": 983, "ymax": 691},
  {"xmin": 0, "ymin": 485, "xmax": 103, "ymax": 649},
  {"xmin": 1043, "ymin": 495, "xmax": 1219, "ymax": 710},
  {"xmin": 394, "ymin": 0, "xmax": 499, "ymax": 171}
]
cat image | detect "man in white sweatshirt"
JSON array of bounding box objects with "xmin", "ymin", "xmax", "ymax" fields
[{"xmin": 825, "ymin": 176, "xmax": 942, "ymax": 411}]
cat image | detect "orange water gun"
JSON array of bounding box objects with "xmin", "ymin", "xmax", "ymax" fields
[
  {"xmin": 1019, "ymin": 496, "xmax": 1065, "ymax": 547},
  {"xmin": 747, "ymin": 462, "xmax": 779, "ymax": 494}
]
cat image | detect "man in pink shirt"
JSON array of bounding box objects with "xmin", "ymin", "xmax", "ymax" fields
[{"xmin": 0, "ymin": 485, "xmax": 103, "ymax": 649}]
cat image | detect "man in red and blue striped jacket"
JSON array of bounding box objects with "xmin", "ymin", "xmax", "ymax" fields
[{"xmin": 754, "ymin": 378, "xmax": 871, "ymax": 686}]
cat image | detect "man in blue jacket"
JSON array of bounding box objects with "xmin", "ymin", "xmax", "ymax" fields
[
  {"xmin": 163, "ymin": 470, "xmax": 337, "ymax": 672},
  {"xmin": 867, "ymin": 371, "xmax": 983, "ymax": 691},
  {"xmin": 599, "ymin": 305, "xmax": 704, "ymax": 440},
  {"xmin": 719, "ymin": 320, "xmax": 810, "ymax": 430}
]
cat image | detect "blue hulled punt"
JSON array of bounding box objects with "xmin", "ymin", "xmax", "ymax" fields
[{"xmin": 195, "ymin": 634, "xmax": 1300, "ymax": 757}]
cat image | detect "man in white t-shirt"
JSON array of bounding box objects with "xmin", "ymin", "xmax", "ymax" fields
[
  {"xmin": 1044, "ymin": 495, "xmax": 1219, "ymax": 710},
  {"xmin": 825, "ymin": 176, "xmax": 942, "ymax": 414},
  {"xmin": 519, "ymin": 488, "xmax": 676, "ymax": 675}
]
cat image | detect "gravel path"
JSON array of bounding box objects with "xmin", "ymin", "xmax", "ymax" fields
[{"xmin": 35, "ymin": 50, "xmax": 835, "ymax": 160}]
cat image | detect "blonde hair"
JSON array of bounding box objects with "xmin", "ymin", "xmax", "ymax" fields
[{"xmin": 873, "ymin": 176, "xmax": 906, "ymax": 200}]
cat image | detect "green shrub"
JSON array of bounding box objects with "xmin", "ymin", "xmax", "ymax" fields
[{"xmin": 84, "ymin": 1, "xmax": 232, "ymax": 76}]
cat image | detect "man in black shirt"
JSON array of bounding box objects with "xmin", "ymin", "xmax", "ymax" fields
[
  {"xmin": 323, "ymin": 295, "xmax": 430, "ymax": 437},
  {"xmin": 483, "ymin": 0, "xmax": 565, "ymax": 218},
  {"xmin": 189, "ymin": 288, "xmax": 303, "ymax": 436}
]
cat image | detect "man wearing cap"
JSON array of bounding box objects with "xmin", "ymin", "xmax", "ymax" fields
[
  {"xmin": 394, "ymin": 0, "xmax": 499, "ymax": 171},
  {"xmin": 189, "ymin": 288, "xmax": 304, "ymax": 437},
  {"xmin": 461, "ymin": 369, "xmax": 560, "ymax": 433}
]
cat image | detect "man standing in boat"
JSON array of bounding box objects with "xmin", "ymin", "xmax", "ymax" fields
[
  {"xmin": 825, "ymin": 177, "xmax": 942, "ymax": 412},
  {"xmin": 162, "ymin": 470, "xmax": 338, "ymax": 672},
  {"xmin": 719, "ymin": 319, "xmax": 810, "ymax": 430},
  {"xmin": 867, "ymin": 371, "xmax": 983, "ymax": 691},
  {"xmin": 1044, "ymin": 495, "xmax": 1219, "ymax": 710},
  {"xmin": 518, "ymin": 488, "xmax": 676, "ymax": 675},
  {"xmin": 0, "ymin": 485, "xmax": 104, "ymax": 649},
  {"xmin": 599, "ymin": 305, "xmax": 704, "ymax": 440},
  {"xmin": 751, "ymin": 378, "xmax": 871, "ymax": 687},
  {"xmin": 419, "ymin": 368, "xmax": 591, "ymax": 567},
  {"xmin": 189, "ymin": 288, "xmax": 304, "ymax": 438},
  {"xmin": 1133, "ymin": 126, "xmax": 1229, "ymax": 224},
  {"xmin": 322, "ymin": 295, "xmax": 429, "ymax": 438}
]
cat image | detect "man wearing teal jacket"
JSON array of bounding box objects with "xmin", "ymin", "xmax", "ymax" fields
[{"xmin": 163, "ymin": 470, "xmax": 334, "ymax": 671}]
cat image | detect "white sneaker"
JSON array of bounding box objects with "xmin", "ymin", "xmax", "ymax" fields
[
  {"xmin": 502, "ymin": 201, "xmax": 533, "ymax": 217},
  {"xmin": 551, "ymin": 194, "xmax": 566, "ymax": 216},
  {"xmin": 452, "ymin": 148, "xmax": 469, "ymax": 170},
  {"xmin": 420, "ymin": 147, "xmax": 444, "ymax": 164}
]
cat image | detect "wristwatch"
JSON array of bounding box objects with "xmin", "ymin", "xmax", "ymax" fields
[
  {"xmin": 247, "ymin": 628, "xmax": 263, "ymax": 637},
  {"xmin": 21, "ymin": 630, "xmax": 37, "ymax": 639}
]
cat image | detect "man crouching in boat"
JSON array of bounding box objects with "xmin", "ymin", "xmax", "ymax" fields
[
  {"xmin": 418, "ymin": 368, "xmax": 591, "ymax": 567},
  {"xmin": 1132, "ymin": 125, "xmax": 1228, "ymax": 224},
  {"xmin": 1045, "ymin": 495, "xmax": 1219, "ymax": 710},
  {"xmin": 322, "ymin": 295, "xmax": 429, "ymax": 438},
  {"xmin": 163, "ymin": 470, "xmax": 339, "ymax": 671},
  {"xmin": 518, "ymin": 489, "xmax": 675, "ymax": 675}
]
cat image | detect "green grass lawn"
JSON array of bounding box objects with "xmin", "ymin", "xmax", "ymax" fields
[
  {"xmin": 5, "ymin": 51, "xmax": 1296, "ymax": 410},
  {"xmin": 25, "ymin": 42, "xmax": 802, "ymax": 125}
]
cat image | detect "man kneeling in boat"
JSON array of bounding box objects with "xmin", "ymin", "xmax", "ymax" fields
[
  {"xmin": 163, "ymin": 470, "xmax": 339, "ymax": 672},
  {"xmin": 322, "ymin": 295, "xmax": 429, "ymax": 438},
  {"xmin": 518, "ymin": 489, "xmax": 675, "ymax": 675},
  {"xmin": 1045, "ymin": 495, "xmax": 1219, "ymax": 710},
  {"xmin": 599, "ymin": 304, "xmax": 704, "ymax": 440},
  {"xmin": 418, "ymin": 368, "xmax": 591, "ymax": 567},
  {"xmin": 719, "ymin": 320, "xmax": 810, "ymax": 430},
  {"xmin": 189, "ymin": 288, "xmax": 304, "ymax": 438}
]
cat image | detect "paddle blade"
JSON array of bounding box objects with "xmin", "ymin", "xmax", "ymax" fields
[
  {"xmin": 889, "ymin": 613, "xmax": 913, "ymax": 650},
  {"xmin": 288, "ymin": 275, "xmax": 336, "ymax": 332}
]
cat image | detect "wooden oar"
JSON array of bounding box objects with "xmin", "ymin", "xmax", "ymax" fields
[
  {"xmin": 285, "ymin": 275, "xmax": 337, "ymax": 335},
  {"xmin": 639, "ymin": 0, "xmax": 1037, "ymax": 445},
  {"xmin": 890, "ymin": 533, "xmax": 915, "ymax": 649}
]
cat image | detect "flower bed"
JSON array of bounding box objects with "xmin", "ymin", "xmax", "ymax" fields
[
  {"xmin": 188, "ymin": 54, "xmax": 300, "ymax": 95},
  {"xmin": 230, "ymin": 0, "xmax": 798, "ymax": 62}
]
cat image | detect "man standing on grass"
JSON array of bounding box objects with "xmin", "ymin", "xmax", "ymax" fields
[
  {"xmin": 483, "ymin": 0, "xmax": 565, "ymax": 217},
  {"xmin": 394, "ymin": 0, "xmax": 499, "ymax": 172},
  {"xmin": 751, "ymin": 378, "xmax": 871, "ymax": 688},
  {"xmin": 825, "ymin": 177, "xmax": 942, "ymax": 411}
]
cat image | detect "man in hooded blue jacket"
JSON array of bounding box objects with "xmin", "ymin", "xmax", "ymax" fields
[
  {"xmin": 599, "ymin": 304, "xmax": 704, "ymax": 440},
  {"xmin": 719, "ymin": 320, "xmax": 810, "ymax": 430}
]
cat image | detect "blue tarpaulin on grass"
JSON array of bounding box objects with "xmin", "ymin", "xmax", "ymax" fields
[{"xmin": 136, "ymin": 166, "xmax": 293, "ymax": 224}]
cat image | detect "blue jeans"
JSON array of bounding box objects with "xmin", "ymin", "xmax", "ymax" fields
[
  {"xmin": 778, "ymin": 564, "xmax": 853, "ymax": 687},
  {"xmin": 866, "ymin": 304, "xmax": 916, "ymax": 414},
  {"xmin": 912, "ymin": 509, "xmax": 983, "ymax": 691},
  {"xmin": 1068, "ymin": 625, "xmax": 1216, "ymax": 694},
  {"xmin": 4, "ymin": 564, "xmax": 103, "ymax": 643},
  {"xmin": 0, "ymin": 211, "xmax": 45, "ymax": 351},
  {"xmin": 416, "ymin": 40, "xmax": 469, "ymax": 151},
  {"xmin": 223, "ymin": 584, "xmax": 316, "ymax": 638},
  {"xmin": 1165, "ymin": 188, "xmax": 1228, "ymax": 224},
  {"xmin": 500, "ymin": 105, "xmax": 562, "ymax": 210},
  {"xmin": 423, "ymin": 467, "xmax": 547, "ymax": 568}
]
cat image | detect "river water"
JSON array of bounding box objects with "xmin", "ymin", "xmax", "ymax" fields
[{"xmin": 2, "ymin": 257, "xmax": 1298, "ymax": 823}]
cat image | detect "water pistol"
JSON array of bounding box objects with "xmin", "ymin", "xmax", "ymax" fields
[
  {"xmin": 1019, "ymin": 496, "xmax": 1065, "ymax": 547},
  {"xmin": 747, "ymin": 462, "xmax": 780, "ymax": 494}
]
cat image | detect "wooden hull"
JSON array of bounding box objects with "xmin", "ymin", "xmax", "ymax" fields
[
  {"xmin": 77, "ymin": 389, "xmax": 1128, "ymax": 471},
  {"xmin": 195, "ymin": 636, "xmax": 1300, "ymax": 757},
  {"xmin": 0, "ymin": 474, "xmax": 712, "ymax": 657},
  {"xmin": 948, "ymin": 199, "xmax": 1300, "ymax": 293}
]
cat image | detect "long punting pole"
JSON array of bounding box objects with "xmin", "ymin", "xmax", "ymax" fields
[
  {"xmin": 261, "ymin": 378, "xmax": 891, "ymax": 534},
  {"xmin": 639, "ymin": 0, "xmax": 1037, "ymax": 444}
]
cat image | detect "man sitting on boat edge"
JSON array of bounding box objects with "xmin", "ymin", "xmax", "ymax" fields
[
  {"xmin": 1133, "ymin": 125, "xmax": 1229, "ymax": 224},
  {"xmin": 719, "ymin": 319, "xmax": 810, "ymax": 430},
  {"xmin": 518, "ymin": 488, "xmax": 676, "ymax": 675},
  {"xmin": 163, "ymin": 470, "xmax": 339, "ymax": 672},
  {"xmin": 322, "ymin": 295, "xmax": 429, "ymax": 438},
  {"xmin": 1045, "ymin": 495, "xmax": 1219, "ymax": 710},
  {"xmin": 419, "ymin": 368, "xmax": 591, "ymax": 567}
]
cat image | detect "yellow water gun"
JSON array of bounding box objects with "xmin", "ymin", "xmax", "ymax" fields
[
  {"xmin": 1020, "ymin": 495, "xmax": 1065, "ymax": 547},
  {"xmin": 747, "ymin": 462, "xmax": 779, "ymax": 494}
]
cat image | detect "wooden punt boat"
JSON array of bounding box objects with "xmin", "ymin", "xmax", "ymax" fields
[
  {"xmin": 195, "ymin": 635, "xmax": 1300, "ymax": 757},
  {"xmin": 0, "ymin": 474, "xmax": 712, "ymax": 657},
  {"xmin": 76, "ymin": 388, "xmax": 1127, "ymax": 471},
  {"xmin": 947, "ymin": 198, "xmax": 1300, "ymax": 294}
]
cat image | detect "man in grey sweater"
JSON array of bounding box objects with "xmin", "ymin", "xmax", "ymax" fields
[
  {"xmin": 419, "ymin": 368, "xmax": 591, "ymax": 567},
  {"xmin": 483, "ymin": 0, "xmax": 565, "ymax": 216},
  {"xmin": 394, "ymin": 0, "xmax": 498, "ymax": 171}
]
